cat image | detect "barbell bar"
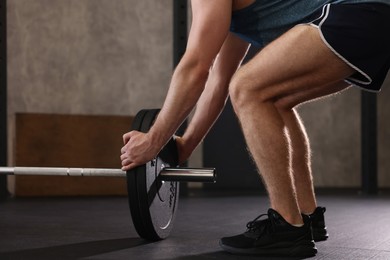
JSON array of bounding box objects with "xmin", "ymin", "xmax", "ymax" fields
[{"xmin": 0, "ymin": 166, "xmax": 216, "ymax": 182}]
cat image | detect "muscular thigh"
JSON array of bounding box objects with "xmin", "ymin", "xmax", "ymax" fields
[
  {"xmin": 235, "ymin": 24, "xmax": 355, "ymax": 102},
  {"xmin": 274, "ymin": 81, "xmax": 351, "ymax": 110}
]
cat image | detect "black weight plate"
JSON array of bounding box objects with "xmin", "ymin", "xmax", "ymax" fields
[
  {"xmin": 135, "ymin": 109, "xmax": 162, "ymax": 240},
  {"xmin": 127, "ymin": 109, "xmax": 180, "ymax": 241},
  {"xmin": 126, "ymin": 109, "xmax": 148, "ymax": 239},
  {"xmin": 151, "ymin": 136, "xmax": 179, "ymax": 238},
  {"xmin": 138, "ymin": 109, "xmax": 180, "ymax": 241}
]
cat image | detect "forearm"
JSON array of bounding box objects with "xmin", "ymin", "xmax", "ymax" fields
[
  {"xmin": 120, "ymin": 1, "xmax": 237, "ymax": 170},
  {"xmin": 182, "ymin": 73, "xmax": 230, "ymax": 152},
  {"xmin": 144, "ymin": 33, "xmax": 249, "ymax": 159},
  {"xmin": 147, "ymin": 57, "xmax": 209, "ymax": 150},
  {"xmin": 182, "ymin": 34, "xmax": 250, "ymax": 154}
]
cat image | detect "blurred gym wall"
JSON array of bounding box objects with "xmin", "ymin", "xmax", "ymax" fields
[
  {"xmin": 301, "ymin": 76, "xmax": 390, "ymax": 188},
  {"xmin": 6, "ymin": 0, "xmax": 390, "ymax": 190},
  {"xmin": 7, "ymin": 0, "xmax": 173, "ymax": 192}
]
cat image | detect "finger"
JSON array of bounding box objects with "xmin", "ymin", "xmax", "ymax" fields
[
  {"xmin": 122, "ymin": 131, "xmax": 134, "ymax": 145},
  {"xmin": 122, "ymin": 133, "xmax": 130, "ymax": 145},
  {"xmin": 120, "ymin": 145, "xmax": 128, "ymax": 154},
  {"xmin": 121, "ymin": 162, "xmax": 139, "ymax": 171},
  {"xmin": 121, "ymin": 154, "xmax": 133, "ymax": 165},
  {"xmin": 120, "ymin": 153, "xmax": 128, "ymax": 161}
]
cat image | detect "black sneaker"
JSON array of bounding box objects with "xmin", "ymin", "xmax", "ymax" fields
[
  {"xmin": 219, "ymin": 209, "xmax": 317, "ymax": 257},
  {"xmin": 306, "ymin": 206, "xmax": 329, "ymax": 242}
]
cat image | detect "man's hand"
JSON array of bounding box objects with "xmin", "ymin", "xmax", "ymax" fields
[
  {"xmin": 120, "ymin": 131, "xmax": 160, "ymax": 171},
  {"xmin": 174, "ymin": 136, "xmax": 193, "ymax": 165}
]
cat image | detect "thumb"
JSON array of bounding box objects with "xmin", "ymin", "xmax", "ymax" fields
[{"xmin": 122, "ymin": 131, "xmax": 137, "ymax": 145}]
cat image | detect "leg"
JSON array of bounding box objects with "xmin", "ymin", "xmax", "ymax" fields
[
  {"xmin": 275, "ymin": 82, "xmax": 350, "ymax": 214},
  {"xmin": 280, "ymin": 108, "xmax": 316, "ymax": 214},
  {"xmin": 229, "ymin": 24, "xmax": 354, "ymax": 224}
]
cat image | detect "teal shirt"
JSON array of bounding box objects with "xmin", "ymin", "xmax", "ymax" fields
[{"xmin": 230, "ymin": 0, "xmax": 390, "ymax": 47}]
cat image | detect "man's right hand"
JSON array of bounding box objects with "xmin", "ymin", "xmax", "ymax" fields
[{"xmin": 120, "ymin": 131, "xmax": 161, "ymax": 171}]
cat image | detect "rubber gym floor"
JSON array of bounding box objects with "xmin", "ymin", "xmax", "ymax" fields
[{"xmin": 1, "ymin": 191, "xmax": 390, "ymax": 260}]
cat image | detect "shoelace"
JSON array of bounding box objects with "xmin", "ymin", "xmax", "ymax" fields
[{"xmin": 246, "ymin": 213, "xmax": 273, "ymax": 234}]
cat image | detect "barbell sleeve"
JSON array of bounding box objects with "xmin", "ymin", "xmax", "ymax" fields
[
  {"xmin": 0, "ymin": 167, "xmax": 216, "ymax": 183},
  {"xmin": 158, "ymin": 168, "xmax": 216, "ymax": 183}
]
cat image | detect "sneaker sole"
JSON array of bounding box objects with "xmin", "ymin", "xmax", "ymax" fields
[
  {"xmin": 313, "ymin": 228, "xmax": 329, "ymax": 242},
  {"xmin": 219, "ymin": 240, "xmax": 317, "ymax": 257}
]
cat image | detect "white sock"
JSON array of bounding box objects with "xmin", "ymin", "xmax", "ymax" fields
[{"xmin": 291, "ymin": 223, "xmax": 304, "ymax": 228}]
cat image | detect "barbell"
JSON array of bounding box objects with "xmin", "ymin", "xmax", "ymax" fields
[{"xmin": 0, "ymin": 109, "xmax": 216, "ymax": 241}]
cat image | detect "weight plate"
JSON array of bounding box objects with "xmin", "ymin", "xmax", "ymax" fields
[
  {"xmin": 127, "ymin": 109, "xmax": 180, "ymax": 241},
  {"xmin": 126, "ymin": 109, "xmax": 148, "ymax": 239},
  {"xmin": 136, "ymin": 109, "xmax": 162, "ymax": 239}
]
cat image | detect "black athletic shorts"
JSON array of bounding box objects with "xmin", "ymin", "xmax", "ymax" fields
[{"xmin": 309, "ymin": 3, "xmax": 390, "ymax": 92}]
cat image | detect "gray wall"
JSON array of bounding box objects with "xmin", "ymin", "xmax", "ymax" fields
[
  {"xmin": 8, "ymin": 0, "xmax": 172, "ymax": 116},
  {"xmin": 299, "ymin": 74, "xmax": 390, "ymax": 188},
  {"xmin": 6, "ymin": 0, "xmax": 390, "ymax": 189},
  {"xmin": 7, "ymin": 0, "xmax": 173, "ymax": 192},
  {"xmin": 299, "ymin": 88, "xmax": 361, "ymax": 187}
]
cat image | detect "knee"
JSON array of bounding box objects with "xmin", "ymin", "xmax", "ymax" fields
[
  {"xmin": 228, "ymin": 76, "xmax": 242, "ymax": 107},
  {"xmin": 229, "ymin": 74, "xmax": 265, "ymax": 111}
]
